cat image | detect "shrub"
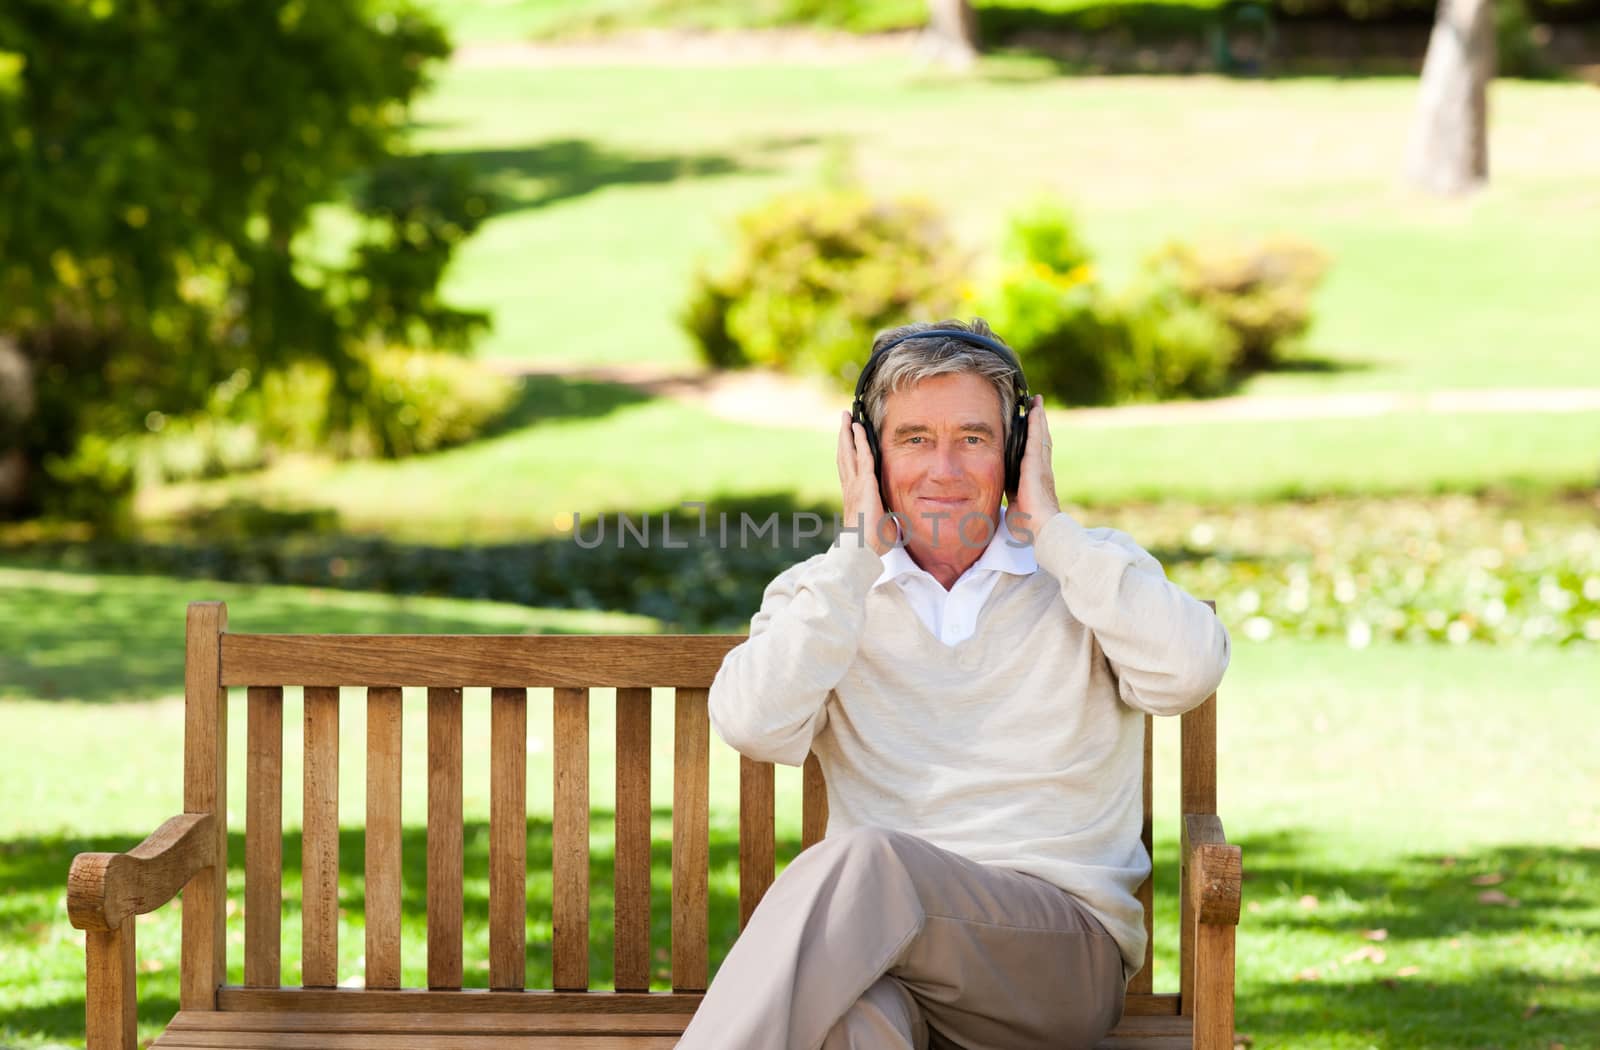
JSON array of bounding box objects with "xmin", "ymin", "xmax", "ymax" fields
[
  {"xmin": 974, "ymin": 261, "xmax": 1125, "ymax": 405},
  {"xmin": 682, "ymin": 188, "xmax": 970, "ymax": 385},
  {"xmin": 1139, "ymin": 236, "xmax": 1328, "ymax": 371},
  {"xmin": 1002, "ymin": 198, "xmax": 1095, "ymax": 275},
  {"xmin": 1113, "ymin": 269, "xmax": 1243, "ymax": 400},
  {"xmin": 127, "ymin": 349, "xmax": 516, "ymax": 485},
  {"xmin": 345, "ymin": 347, "xmax": 517, "ymax": 459},
  {"xmin": 976, "ymin": 203, "xmax": 1327, "ymax": 405}
]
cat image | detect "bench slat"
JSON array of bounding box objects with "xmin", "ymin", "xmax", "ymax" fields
[
  {"xmin": 245, "ymin": 686, "xmax": 282, "ymax": 989},
  {"xmin": 167, "ymin": 1011, "xmax": 688, "ymax": 1034},
  {"xmin": 365, "ymin": 687, "xmax": 403, "ymax": 990},
  {"xmin": 302, "ymin": 686, "xmax": 340, "ymax": 989},
  {"xmin": 215, "ymin": 988, "xmax": 703, "ymax": 1014},
  {"xmin": 670, "ymin": 688, "xmax": 708, "ymax": 993},
  {"xmin": 737, "ymin": 756, "xmax": 774, "ymax": 931},
  {"xmin": 221, "ymin": 635, "xmax": 738, "ymax": 688},
  {"xmin": 491, "ymin": 687, "xmax": 529, "ymax": 991},
  {"xmin": 801, "ymin": 751, "xmax": 827, "ymax": 851},
  {"xmin": 553, "ymin": 687, "xmax": 590, "ymax": 991},
  {"xmin": 157, "ymin": 1033, "xmax": 682, "ymax": 1049},
  {"xmin": 428, "ymin": 687, "xmax": 464, "ymax": 990},
  {"xmin": 612, "ymin": 687, "xmax": 652, "ymax": 993},
  {"xmin": 210, "ymin": 987, "xmax": 1173, "ymax": 1016}
]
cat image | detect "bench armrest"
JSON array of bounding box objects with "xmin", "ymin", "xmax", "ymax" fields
[
  {"xmin": 1183, "ymin": 813, "xmax": 1242, "ymax": 926},
  {"xmin": 68, "ymin": 813, "xmax": 216, "ymax": 932}
]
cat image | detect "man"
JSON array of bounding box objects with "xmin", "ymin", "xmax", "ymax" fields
[{"xmin": 675, "ymin": 320, "xmax": 1230, "ymax": 1049}]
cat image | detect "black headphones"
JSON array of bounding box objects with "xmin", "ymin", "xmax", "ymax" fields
[{"xmin": 850, "ymin": 329, "xmax": 1032, "ymax": 500}]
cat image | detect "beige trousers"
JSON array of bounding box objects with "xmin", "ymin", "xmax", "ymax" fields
[{"xmin": 674, "ymin": 826, "xmax": 1126, "ymax": 1050}]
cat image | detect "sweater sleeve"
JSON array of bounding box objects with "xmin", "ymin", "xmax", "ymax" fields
[
  {"xmin": 707, "ymin": 538, "xmax": 886, "ymax": 766},
  {"xmin": 1030, "ymin": 510, "xmax": 1230, "ymax": 717}
]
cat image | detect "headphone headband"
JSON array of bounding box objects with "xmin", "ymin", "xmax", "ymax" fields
[{"xmin": 852, "ymin": 329, "xmax": 1029, "ymax": 408}]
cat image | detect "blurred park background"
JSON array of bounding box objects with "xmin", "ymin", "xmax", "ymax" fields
[{"xmin": 1, "ymin": 0, "xmax": 1597, "ymax": 1047}]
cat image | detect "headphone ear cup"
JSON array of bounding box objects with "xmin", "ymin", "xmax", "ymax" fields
[
  {"xmin": 1006, "ymin": 401, "xmax": 1029, "ymax": 493},
  {"xmin": 853, "ymin": 405, "xmax": 889, "ymax": 506}
]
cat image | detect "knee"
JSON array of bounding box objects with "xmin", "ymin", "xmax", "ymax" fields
[
  {"xmin": 810, "ymin": 825, "xmax": 920, "ymax": 866},
  {"xmin": 789, "ymin": 825, "xmax": 928, "ymax": 917}
]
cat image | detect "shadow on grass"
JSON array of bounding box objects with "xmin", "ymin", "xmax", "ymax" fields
[
  {"xmin": 433, "ymin": 136, "xmax": 805, "ymax": 218},
  {"xmin": 7, "ymin": 821, "xmax": 1597, "ymax": 1044},
  {"xmin": 486, "ymin": 374, "xmax": 657, "ymax": 434},
  {"xmin": 1226, "ymin": 829, "xmax": 1600, "ymax": 1045},
  {"xmin": 1, "ymin": 491, "xmax": 852, "ymax": 702}
]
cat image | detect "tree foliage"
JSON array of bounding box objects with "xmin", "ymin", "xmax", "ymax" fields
[{"xmin": 0, "ymin": 0, "xmax": 488, "ymax": 521}]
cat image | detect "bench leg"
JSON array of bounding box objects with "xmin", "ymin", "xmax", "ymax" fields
[
  {"xmin": 86, "ymin": 916, "xmax": 137, "ymax": 1050},
  {"xmin": 1192, "ymin": 920, "xmax": 1237, "ymax": 1050}
]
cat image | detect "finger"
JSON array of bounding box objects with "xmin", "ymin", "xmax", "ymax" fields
[
  {"xmin": 837, "ymin": 411, "xmax": 853, "ymax": 480},
  {"xmin": 852, "ymin": 422, "xmax": 875, "ymax": 472},
  {"xmin": 1028, "ymin": 395, "xmax": 1053, "ymax": 462}
]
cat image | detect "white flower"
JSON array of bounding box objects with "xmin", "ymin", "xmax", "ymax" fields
[
  {"xmin": 1447, "ymin": 620, "xmax": 1471, "ymax": 645},
  {"xmin": 1244, "ymin": 616, "xmax": 1274, "ymax": 642},
  {"xmin": 1346, "ymin": 619, "xmax": 1372, "ymax": 649}
]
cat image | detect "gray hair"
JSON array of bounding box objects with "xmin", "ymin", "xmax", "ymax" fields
[{"xmin": 862, "ymin": 318, "xmax": 1022, "ymax": 443}]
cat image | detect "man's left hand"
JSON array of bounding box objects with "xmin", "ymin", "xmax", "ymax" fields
[{"xmin": 1007, "ymin": 394, "xmax": 1061, "ymax": 538}]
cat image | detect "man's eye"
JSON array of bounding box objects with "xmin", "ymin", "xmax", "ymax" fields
[
  {"xmin": 965, "ymin": 436, "xmax": 981, "ymax": 445},
  {"xmin": 908, "ymin": 436, "xmax": 924, "ymax": 445}
]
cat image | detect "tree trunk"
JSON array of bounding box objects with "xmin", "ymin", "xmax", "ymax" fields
[
  {"xmin": 926, "ymin": 0, "xmax": 980, "ymax": 68},
  {"xmin": 1406, "ymin": 0, "xmax": 1497, "ymax": 195}
]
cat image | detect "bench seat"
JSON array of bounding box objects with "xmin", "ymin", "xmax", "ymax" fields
[{"xmin": 153, "ymin": 1002, "xmax": 1196, "ymax": 1049}]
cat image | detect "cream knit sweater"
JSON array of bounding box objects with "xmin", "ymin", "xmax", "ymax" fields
[{"xmin": 707, "ymin": 510, "xmax": 1232, "ymax": 984}]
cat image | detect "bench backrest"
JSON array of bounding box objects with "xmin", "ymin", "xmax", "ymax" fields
[{"xmin": 180, "ymin": 600, "xmax": 1220, "ymax": 1018}]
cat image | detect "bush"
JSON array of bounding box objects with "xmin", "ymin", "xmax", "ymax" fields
[
  {"xmin": 682, "ymin": 188, "xmax": 970, "ymax": 385},
  {"xmin": 127, "ymin": 349, "xmax": 516, "ymax": 485},
  {"xmin": 1002, "ymin": 198, "xmax": 1095, "ymax": 276},
  {"xmin": 1118, "ymin": 280, "xmax": 1243, "ymax": 399},
  {"xmin": 1138, "ymin": 236, "xmax": 1328, "ymax": 371},
  {"xmin": 977, "ymin": 202, "xmax": 1249, "ymax": 405},
  {"xmin": 975, "ymin": 261, "xmax": 1126, "ymax": 405}
]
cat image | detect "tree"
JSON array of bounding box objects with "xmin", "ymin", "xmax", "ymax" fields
[
  {"xmin": 1406, "ymin": 0, "xmax": 1497, "ymax": 195},
  {"xmin": 0, "ymin": 0, "xmax": 486, "ymax": 522},
  {"xmin": 925, "ymin": 0, "xmax": 980, "ymax": 68}
]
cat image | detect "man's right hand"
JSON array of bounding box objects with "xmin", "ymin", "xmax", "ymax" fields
[{"xmin": 837, "ymin": 410, "xmax": 894, "ymax": 556}]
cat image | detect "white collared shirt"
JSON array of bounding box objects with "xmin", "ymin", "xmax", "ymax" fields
[{"xmin": 872, "ymin": 508, "xmax": 1038, "ymax": 646}]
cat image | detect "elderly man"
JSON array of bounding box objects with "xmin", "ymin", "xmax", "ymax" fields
[{"xmin": 674, "ymin": 320, "xmax": 1230, "ymax": 1050}]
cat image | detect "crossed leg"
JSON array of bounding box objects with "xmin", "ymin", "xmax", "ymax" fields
[{"xmin": 674, "ymin": 825, "xmax": 1126, "ymax": 1050}]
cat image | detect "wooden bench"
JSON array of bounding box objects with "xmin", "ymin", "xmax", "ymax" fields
[{"xmin": 68, "ymin": 600, "xmax": 1242, "ymax": 1049}]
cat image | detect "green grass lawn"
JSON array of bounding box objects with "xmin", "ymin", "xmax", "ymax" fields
[{"xmin": 2, "ymin": 575, "xmax": 1596, "ymax": 1048}]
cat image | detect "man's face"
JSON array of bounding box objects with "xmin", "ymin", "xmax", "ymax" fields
[{"xmin": 878, "ymin": 371, "xmax": 1006, "ymax": 555}]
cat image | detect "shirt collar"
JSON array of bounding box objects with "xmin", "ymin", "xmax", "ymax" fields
[{"xmin": 872, "ymin": 506, "xmax": 1038, "ymax": 590}]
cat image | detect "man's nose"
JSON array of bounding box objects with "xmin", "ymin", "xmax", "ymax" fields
[{"xmin": 930, "ymin": 442, "xmax": 963, "ymax": 479}]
